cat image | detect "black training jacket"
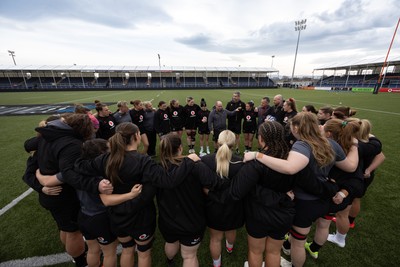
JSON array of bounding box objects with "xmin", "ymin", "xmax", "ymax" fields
[{"xmin": 155, "ymin": 159, "xmax": 229, "ymax": 236}]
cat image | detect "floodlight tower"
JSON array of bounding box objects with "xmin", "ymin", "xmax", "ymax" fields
[
  {"xmin": 8, "ymin": 50, "xmax": 17, "ymax": 65},
  {"xmin": 291, "ymin": 19, "xmax": 307, "ymax": 86},
  {"xmin": 271, "ymin": 55, "xmax": 275, "ymax": 68},
  {"xmin": 158, "ymin": 53, "xmax": 162, "ymax": 87}
]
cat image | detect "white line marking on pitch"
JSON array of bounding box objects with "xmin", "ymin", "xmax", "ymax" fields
[
  {"xmin": 0, "ymin": 244, "xmax": 123, "ymax": 266},
  {"xmin": 0, "ymin": 189, "xmax": 33, "ymax": 217},
  {"xmin": 0, "ymin": 252, "xmax": 71, "ymax": 267}
]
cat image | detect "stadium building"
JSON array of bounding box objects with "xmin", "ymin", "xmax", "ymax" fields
[
  {"xmin": 1, "ymin": 57, "xmax": 399, "ymax": 93},
  {"xmin": 0, "ymin": 65, "xmax": 278, "ymax": 91}
]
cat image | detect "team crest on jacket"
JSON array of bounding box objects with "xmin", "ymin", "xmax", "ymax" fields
[
  {"xmin": 109, "ymin": 121, "xmax": 115, "ymax": 127},
  {"xmin": 164, "ymin": 114, "xmax": 169, "ymax": 119},
  {"xmin": 246, "ymin": 115, "xmax": 251, "ymax": 121},
  {"xmin": 191, "ymin": 111, "xmax": 195, "ymax": 116},
  {"xmin": 173, "ymin": 111, "xmax": 178, "ymax": 116}
]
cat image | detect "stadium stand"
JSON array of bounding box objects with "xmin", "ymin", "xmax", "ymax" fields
[{"xmin": 0, "ymin": 65, "xmax": 278, "ymax": 91}]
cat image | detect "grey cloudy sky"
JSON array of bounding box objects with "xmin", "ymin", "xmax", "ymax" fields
[{"xmin": 0, "ymin": 0, "xmax": 399, "ymax": 76}]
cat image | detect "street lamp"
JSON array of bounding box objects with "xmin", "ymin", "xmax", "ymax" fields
[
  {"xmin": 291, "ymin": 19, "xmax": 307, "ymax": 86},
  {"xmin": 271, "ymin": 55, "xmax": 275, "ymax": 68},
  {"xmin": 8, "ymin": 50, "xmax": 17, "ymax": 65}
]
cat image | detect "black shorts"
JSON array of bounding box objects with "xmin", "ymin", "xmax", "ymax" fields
[
  {"xmin": 246, "ymin": 218, "xmax": 288, "ymax": 240},
  {"xmin": 112, "ymin": 212, "xmax": 156, "ymax": 242},
  {"xmin": 212, "ymin": 129, "xmax": 223, "ymax": 142},
  {"xmin": 48, "ymin": 202, "xmax": 80, "ymax": 232},
  {"xmin": 161, "ymin": 231, "xmax": 204, "ymax": 247},
  {"xmin": 362, "ymin": 175, "xmax": 375, "ymax": 196},
  {"xmin": 243, "ymin": 128, "xmax": 256, "ymax": 134},
  {"xmin": 228, "ymin": 123, "xmax": 241, "ymax": 134},
  {"xmin": 139, "ymin": 126, "xmax": 147, "ymax": 135},
  {"xmin": 292, "ymin": 198, "xmax": 330, "ymax": 228},
  {"xmin": 328, "ymin": 195, "xmax": 354, "ymax": 214},
  {"xmin": 171, "ymin": 126, "xmax": 183, "ymax": 132},
  {"xmin": 78, "ymin": 211, "xmax": 117, "ymax": 245},
  {"xmin": 198, "ymin": 129, "xmax": 210, "ymax": 135}
]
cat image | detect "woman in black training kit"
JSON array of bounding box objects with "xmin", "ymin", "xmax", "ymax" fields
[
  {"xmin": 201, "ymin": 130, "xmax": 244, "ymax": 267},
  {"xmin": 156, "ymin": 133, "xmax": 229, "ymax": 267},
  {"xmin": 74, "ymin": 122, "xmax": 202, "ymax": 267},
  {"xmin": 209, "ymin": 122, "xmax": 295, "ymax": 267},
  {"xmin": 24, "ymin": 114, "xmax": 94, "ymax": 267}
]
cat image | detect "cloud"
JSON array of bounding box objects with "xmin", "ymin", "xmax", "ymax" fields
[
  {"xmin": 1, "ymin": 0, "xmax": 399, "ymax": 75},
  {"xmin": 0, "ymin": 0, "xmax": 172, "ymax": 28},
  {"xmin": 174, "ymin": 0, "xmax": 399, "ymax": 58}
]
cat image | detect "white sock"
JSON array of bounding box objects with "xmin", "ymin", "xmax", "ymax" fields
[
  {"xmin": 226, "ymin": 239, "xmax": 234, "ymax": 249},
  {"xmin": 213, "ymin": 255, "xmax": 221, "ymax": 267},
  {"xmin": 335, "ymin": 232, "xmax": 347, "ymax": 243}
]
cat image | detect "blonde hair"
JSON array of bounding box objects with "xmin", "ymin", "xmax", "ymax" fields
[
  {"xmin": 359, "ymin": 119, "xmax": 372, "ymax": 142},
  {"xmin": 216, "ymin": 130, "xmax": 236, "ymax": 178},
  {"xmin": 290, "ymin": 112, "xmax": 335, "ymax": 167}
]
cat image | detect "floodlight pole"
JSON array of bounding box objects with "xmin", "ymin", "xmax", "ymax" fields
[
  {"xmin": 291, "ymin": 19, "xmax": 307, "ymax": 86},
  {"xmin": 8, "ymin": 50, "xmax": 17, "ymax": 65},
  {"xmin": 8, "ymin": 50, "xmax": 28, "ymax": 89},
  {"xmin": 374, "ymin": 17, "xmax": 400, "ymax": 94},
  {"xmin": 271, "ymin": 55, "xmax": 275, "ymax": 68},
  {"xmin": 158, "ymin": 54, "xmax": 162, "ymax": 87}
]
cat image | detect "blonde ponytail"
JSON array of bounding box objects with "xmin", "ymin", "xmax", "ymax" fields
[{"xmin": 215, "ymin": 130, "xmax": 236, "ymax": 178}]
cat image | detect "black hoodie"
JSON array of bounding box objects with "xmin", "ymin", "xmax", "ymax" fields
[{"xmin": 24, "ymin": 119, "xmax": 99, "ymax": 208}]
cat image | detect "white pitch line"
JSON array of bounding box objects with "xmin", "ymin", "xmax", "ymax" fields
[
  {"xmin": 0, "ymin": 253, "xmax": 71, "ymax": 267},
  {"xmin": 56, "ymin": 91, "xmax": 129, "ymax": 104},
  {"xmin": 0, "ymin": 244, "xmax": 123, "ymax": 266},
  {"xmin": 0, "ymin": 188, "xmax": 33, "ymax": 217}
]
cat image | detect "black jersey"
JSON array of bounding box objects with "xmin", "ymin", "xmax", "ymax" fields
[
  {"xmin": 257, "ymin": 105, "xmax": 275, "ymax": 126},
  {"xmin": 74, "ymin": 151, "xmax": 161, "ymax": 234},
  {"xmin": 197, "ymin": 109, "xmax": 210, "ymax": 134},
  {"xmin": 201, "ymin": 154, "xmax": 245, "ymax": 231},
  {"xmin": 154, "ymin": 109, "xmax": 171, "ymax": 136},
  {"xmin": 329, "ymin": 142, "xmax": 376, "ymax": 199},
  {"xmin": 129, "ymin": 109, "xmax": 146, "ymax": 133},
  {"xmin": 282, "ymin": 110, "xmax": 298, "ymax": 146},
  {"xmin": 155, "ymin": 159, "xmax": 228, "ymax": 236},
  {"xmin": 183, "ymin": 104, "xmax": 201, "ymax": 129},
  {"xmin": 169, "ymin": 105, "xmax": 185, "ymax": 131},
  {"xmin": 243, "ymin": 109, "xmax": 258, "ymax": 134},
  {"xmin": 96, "ymin": 115, "xmax": 116, "ymax": 140},
  {"xmin": 208, "ymin": 154, "xmax": 295, "ymax": 235},
  {"xmin": 226, "ymin": 100, "xmax": 245, "ymax": 125},
  {"xmin": 273, "ymin": 105, "xmax": 285, "ymax": 124},
  {"xmin": 26, "ymin": 120, "xmax": 84, "ymax": 208}
]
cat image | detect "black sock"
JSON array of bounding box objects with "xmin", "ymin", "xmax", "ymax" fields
[
  {"xmin": 283, "ymin": 239, "xmax": 291, "ymax": 249},
  {"xmin": 73, "ymin": 252, "xmax": 87, "ymax": 267},
  {"xmin": 349, "ymin": 216, "xmax": 356, "ymax": 224},
  {"xmin": 166, "ymin": 257, "xmax": 175, "ymax": 266},
  {"xmin": 310, "ymin": 240, "xmax": 322, "ymax": 252}
]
